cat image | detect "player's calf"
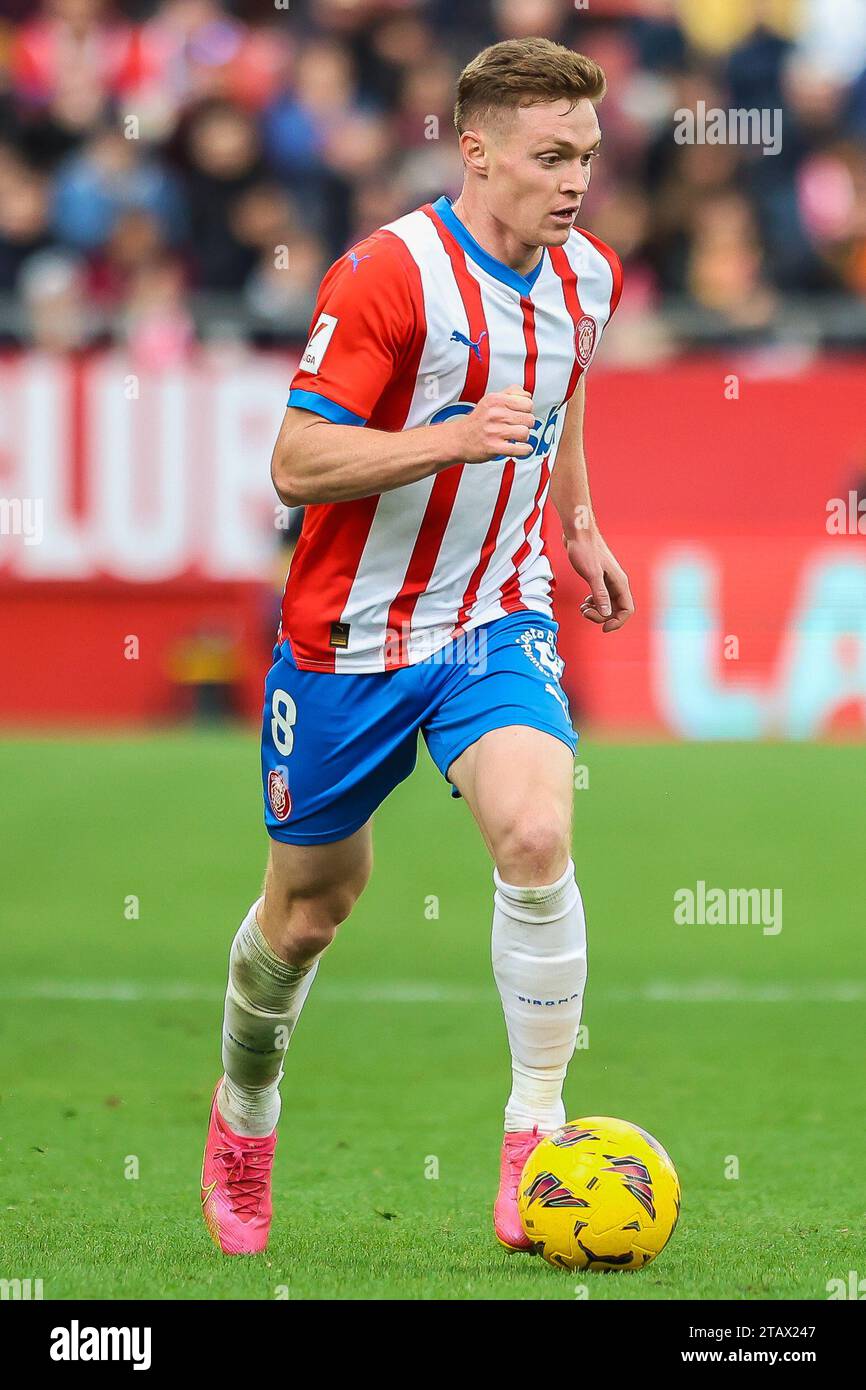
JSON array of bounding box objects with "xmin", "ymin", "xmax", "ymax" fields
[
  {"xmin": 490, "ymin": 860, "xmax": 588, "ymax": 1250},
  {"xmin": 219, "ymin": 838, "xmax": 371, "ymax": 1137},
  {"xmin": 218, "ymin": 896, "xmax": 320, "ymax": 1141},
  {"xmin": 491, "ymin": 860, "xmax": 587, "ymax": 1130},
  {"xmin": 203, "ymin": 828, "xmax": 373, "ymax": 1250}
]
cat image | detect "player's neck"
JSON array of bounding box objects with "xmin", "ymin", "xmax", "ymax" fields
[{"xmin": 450, "ymin": 193, "xmax": 543, "ymax": 280}]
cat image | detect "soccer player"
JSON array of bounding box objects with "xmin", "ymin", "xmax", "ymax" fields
[{"xmin": 201, "ymin": 36, "xmax": 634, "ymax": 1256}]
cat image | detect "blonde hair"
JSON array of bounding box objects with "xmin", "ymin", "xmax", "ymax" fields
[{"xmin": 454, "ymin": 37, "xmax": 606, "ymax": 135}]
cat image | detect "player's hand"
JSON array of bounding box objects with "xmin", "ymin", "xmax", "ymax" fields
[
  {"xmin": 565, "ymin": 529, "xmax": 635, "ymax": 633},
  {"xmin": 446, "ymin": 386, "xmax": 536, "ymax": 463}
]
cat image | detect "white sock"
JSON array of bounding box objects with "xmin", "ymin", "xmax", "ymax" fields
[
  {"xmin": 491, "ymin": 859, "xmax": 587, "ymax": 1133},
  {"xmin": 219, "ymin": 899, "xmax": 319, "ymax": 1138}
]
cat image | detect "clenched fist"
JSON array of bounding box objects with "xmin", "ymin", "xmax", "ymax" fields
[{"xmin": 443, "ymin": 386, "xmax": 536, "ymax": 464}]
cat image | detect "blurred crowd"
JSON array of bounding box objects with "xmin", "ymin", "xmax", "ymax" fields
[{"xmin": 2, "ymin": 0, "xmax": 866, "ymax": 362}]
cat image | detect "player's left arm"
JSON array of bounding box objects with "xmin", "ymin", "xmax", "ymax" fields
[{"xmin": 548, "ymin": 376, "xmax": 635, "ymax": 633}]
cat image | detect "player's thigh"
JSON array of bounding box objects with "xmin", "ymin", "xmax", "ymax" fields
[{"xmin": 449, "ymin": 725, "xmax": 574, "ymax": 884}]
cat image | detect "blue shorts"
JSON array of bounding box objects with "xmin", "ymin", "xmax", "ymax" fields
[{"xmin": 261, "ymin": 611, "xmax": 577, "ymax": 844}]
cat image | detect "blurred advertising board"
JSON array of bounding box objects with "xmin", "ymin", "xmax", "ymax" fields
[{"xmin": 1, "ymin": 353, "xmax": 864, "ymax": 735}]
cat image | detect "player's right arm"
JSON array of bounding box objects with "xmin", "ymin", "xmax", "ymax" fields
[
  {"xmin": 271, "ymin": 389, "xmax": 534, "ymax": 506},
  {"xmin": 270, "ymin": 237, "xmax": 534, "ymax": 506}
]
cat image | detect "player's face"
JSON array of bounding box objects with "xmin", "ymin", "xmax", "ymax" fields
[{"xmin": 481, "ymin": 99, "xmax": 602, "ymax": 248}]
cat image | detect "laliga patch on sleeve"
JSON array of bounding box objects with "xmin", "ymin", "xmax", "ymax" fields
[{"xmin": 300, "ymin": 313, "xmax": 338, "ymax": 375}]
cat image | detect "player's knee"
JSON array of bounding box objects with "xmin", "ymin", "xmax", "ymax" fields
[
  {"xmin": 322, "ymin": 875, "xmax": 367, "ymax": 930},
  {"xmin": 265, "ymin": 892, "xmax": 349, "ymax": 961},
  {"xmin": 282, "ymin": 915, "xmax": 337, "ymax": 962},
  {"xmin": 263, "ymin": 862, "xmax": 369, "ymax": 962},
  {"xmin": 495, "ymin": 814, "xmax": 571, "ymax": 887}
]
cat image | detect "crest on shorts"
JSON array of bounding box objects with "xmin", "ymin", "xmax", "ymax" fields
[
  {"xmin": 268, "ymin": 770, "xmax": 292, "ymax": 822},
  {"xmin": 575, "ymin": 314, "xmax": 597, "ymax": 368}
]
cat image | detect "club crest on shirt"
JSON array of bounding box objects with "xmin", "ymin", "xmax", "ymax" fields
[
  {"xmin": 575, "ymin": 314, "xmax": 597, "ymax": 368},
  {"xmin": 516, "ymin": 627, "xmax": 565, "ymax": 681},
  {"xmin": 268, "ymin": 769, "xmax": 292, "ymax": 821}
]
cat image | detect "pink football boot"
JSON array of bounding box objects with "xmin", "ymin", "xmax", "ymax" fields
[
  {"xmin": 494, "ymin": 1125, "xmax": 545, "ymax": 1252},
  {"xmin": 201, "ymin": 1082, "xmax": 276, "ymax": 1255}
]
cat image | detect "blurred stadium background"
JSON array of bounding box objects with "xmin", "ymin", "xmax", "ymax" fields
[{"xmin": 1, "ymin": 0, "xmax": 864, "ymax": 735}]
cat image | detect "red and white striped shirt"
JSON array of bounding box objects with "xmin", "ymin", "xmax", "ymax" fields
[{"xmin": 281, "ymin": 195, "xmax": 622, "ymax": 673}]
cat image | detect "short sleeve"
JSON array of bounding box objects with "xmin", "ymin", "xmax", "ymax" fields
[{"xmin": 288, "ymin": 234, "xmax": 419, "ymax": 427}]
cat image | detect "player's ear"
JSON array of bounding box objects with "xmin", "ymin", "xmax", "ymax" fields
[{"xmin": 459, "ymin": 128, "xmax": 490, "ymax": 177}]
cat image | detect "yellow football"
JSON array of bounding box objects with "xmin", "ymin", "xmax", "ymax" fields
[{"xmin": 518, "ymin": 1116, "xmax": 681, "ymax": 1271}]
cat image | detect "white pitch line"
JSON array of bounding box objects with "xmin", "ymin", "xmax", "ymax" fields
[
  {"xmin": 606, "ymin": 980, "xmax": 866, "ymax": 1004},
  {"xmin": 0, "ymin": 980, "xmax": 864, "ymax": 1004}
]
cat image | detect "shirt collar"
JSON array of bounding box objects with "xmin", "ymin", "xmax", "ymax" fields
[{"xmin": 431, "ymin": 195, "xmax": 545, "ymax": 297}]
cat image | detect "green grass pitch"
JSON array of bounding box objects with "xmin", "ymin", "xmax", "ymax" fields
[{"xmin": 0, "ymin": 733, "xmax": 863, "ymax": 1300}]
